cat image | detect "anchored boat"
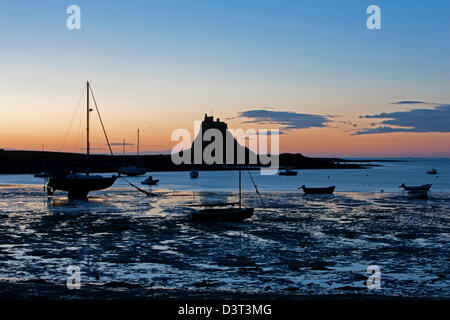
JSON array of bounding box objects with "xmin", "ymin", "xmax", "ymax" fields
[
  {"xmin": 399, "ymin": 184, "xmax": 432, "ymax": 199},
  {"xmin": 399, "ymin": 184, "xmax": 432, "ymax": 191},
  {"xmin": 299, "ymin": 185, "xmax": 335, "ymax": 194},
  {"xmin": 191, "ymin": 169, "xmax": 254, "ymax": 222},
  {"xmin": 46, "ymin": 82, "xmax": 117, "ymax": 199},
  {"xmin": 141, "ymin": 176, "xmax": 159, "ymax": 185}
]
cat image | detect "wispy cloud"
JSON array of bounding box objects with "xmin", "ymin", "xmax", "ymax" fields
[
  {"xmin": 390, "ymin": 100, "xmax": 427, "ymax": 105},
  {"xmin": 110, "ymin": 142, "xmax": 134, "ymax": 146},
  {"xmin": 237, "ymin": 109, "xmax": 332, "ymax": 131},
  {"xmin": 354, "ymin": 102, "xmax": 450, "ymax": 135}
]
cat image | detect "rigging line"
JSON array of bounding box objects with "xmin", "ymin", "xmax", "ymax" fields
[
  {"xmin": 74, "ymin": 114, "xmax": 85, "ymax": 153},
  {"xmin": 119, "ymin": 176, "xmax": 157, "ymax": 197},
  {"xmin": 247, "ymin": 169, "xmax": 265, "ymax": 206},
  {"xmin": 89, "ymin": 85, "xmax": 114, "ymax": 156},
  {"xmin": 59, "ymin": 88, "xmax": 85, "ymax": 151}
]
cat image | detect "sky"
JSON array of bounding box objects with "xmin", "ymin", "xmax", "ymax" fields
[{"xmin": 0, "ymin": 0, "xmax": 449, "ymax": 157}]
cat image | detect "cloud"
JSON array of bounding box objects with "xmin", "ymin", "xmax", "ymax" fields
[
  {"xmin": 110, "ymin": 142, "xmax": 134, "ymax": 146},
  {"xmin": 237, "ymin": 109, "xmax": 332, "ymax": 131},
  {"xmin": 390, "ymin": 100, "xmax": 427, "ymax": 105},
  {"xmin": 354, "ymin": 103, "xmax": 450, "ymax": 135}
]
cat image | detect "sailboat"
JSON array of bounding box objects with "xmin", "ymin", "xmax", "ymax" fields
[
  {"xmin": 46, "ymin": 82, "xmax": 118, "ymax": 199},
  {"xmin": 119, "ymin": 129, "xmax": 147, "ymax": 176},
  {"xmin": 191, "ymin": 169, "xmax": 254, "ymax": 222}
]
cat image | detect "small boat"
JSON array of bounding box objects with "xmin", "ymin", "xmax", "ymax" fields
[
  {"xmin": 192, "ymin": 207, "xmax": 254, "ymax": 222},
  {"xmin": 399, "ymin": 184, "xmax": 431, "ymax": 199},
  {"xmin": 191, "ymin": 169, "xmax": 253, "ymax": 222},
  {"xmin": 279, "ymin": 168, "xmax": 298, "ymax": 176},
  {"xmin": 34, "ymin": 172, "xmax": 50, "ymax": 178},
  {"xmin": 399, "ymin": 184, "xmax": 432, "ymax": 191},
  {"xmin": 299, "ymin": 185, "xmax": 335, "ymax": 194},
  {"xmin": 405, "ymin": 190, "xmax": 429, "ymax": 199},
  {"xmin": 427, "ymin": 168, "xmax": 437, "ymax": 175},
  {"xmin": 141, "ymin": 176, "xmax": 159, "ymax": 185},
  {"xmin": 190, "ymin": 169, "xmax": 199, "ymax": 178},
  {"xmin": 118, "ymin": 166, "xmax": 147, "ymax": 176}
]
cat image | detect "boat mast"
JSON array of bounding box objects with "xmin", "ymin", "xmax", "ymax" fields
[
  {"xmin": 137, "ymin": 128, "xmax": 140, "ymax": 163},
  {"xmin": 86, "ymin": 81, "xmax": 90, "ymax": 174}
]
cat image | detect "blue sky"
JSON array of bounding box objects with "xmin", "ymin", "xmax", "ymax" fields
[{"xmin": 0, "ymin": 0, "xmax": 449, "ymax": 156}]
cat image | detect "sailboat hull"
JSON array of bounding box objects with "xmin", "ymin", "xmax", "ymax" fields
[
  {"xmin": 118, "ymin": 166, "xmax": 147, "ymax": 176},
  {"xmin": 192, "ymin": 207, "xmax": 254, "ymax": 222},
  {"xmin": 47, "ymin": 175, "xmax": 117, "ymax": 199}
]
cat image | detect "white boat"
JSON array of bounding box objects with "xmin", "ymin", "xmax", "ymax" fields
[
  {"xmin": 399, "ymin": 184, "xmax": 432, "ymax": 191},
  {"xmin": 399, "ymin": 184, "xmax": 431, "ymax": 199},
  {"xmin": 141, "ymin": 176, "xmax": 159, "ymax": 185},
  {"xmin": 119, "ymin": 166, "xmax": 147, "ymax": 176}
]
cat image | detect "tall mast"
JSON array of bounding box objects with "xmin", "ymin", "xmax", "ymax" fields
[
  {"xmin": 137, "ymin": 129, "xmax": 140, "ymax": 157},
  {"xmin": 86, "ymin": 81, "xmax": 90, "ymax": 174}
]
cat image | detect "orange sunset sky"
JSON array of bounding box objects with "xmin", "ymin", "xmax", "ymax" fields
[{"xmin": 1, "ymin": 1, "xmax": 449, "ymax": 158}]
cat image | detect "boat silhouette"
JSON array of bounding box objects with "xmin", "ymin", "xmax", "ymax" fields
[
  {"xmin": 46, "ymin": 82, "xmax": 117, "ymax": 199},
  {"xmin": 191, "ymin": 169, "xmax": 254, "ymax": 222},
  {"xmin": 299, "ymin": 185, "xmax": 335, "ymax": 194}
]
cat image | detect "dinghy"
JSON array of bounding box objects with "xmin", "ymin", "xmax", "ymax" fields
[
  {"xmin": 399, "ymin": 184, "xmax": 431, "ymax": 191},
  {"xmin": 299, "ymin": 185, "xmax": 335, "ymax": 194},
  {"xmin": 141, "ymin": 176, "xmax": 159, "ymax": 185},
  {"xmin": 399, "ymin": 184, "xmax": 431, "ymax": 199}
]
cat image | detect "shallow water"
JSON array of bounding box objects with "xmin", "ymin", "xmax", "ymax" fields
[
  {"xmin": 0, "ymin": 183, "xmax": 449, "ymax": 297},
  {"xmin": 2, "ymin": 159, "xmax": 450, "ymax": 193}
]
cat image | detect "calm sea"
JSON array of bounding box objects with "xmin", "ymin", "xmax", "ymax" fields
[
  {"xmin": 1, "ymin": 158, "xmax": 449, "ymax": 193},
  {"xmin": 0, "ymin": 158, "xmax": 449, "ymax": 298}
]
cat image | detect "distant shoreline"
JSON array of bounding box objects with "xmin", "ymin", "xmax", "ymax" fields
[{"xmin": 0, "ymin": 150, "xmax": 373, "ymax": 174}]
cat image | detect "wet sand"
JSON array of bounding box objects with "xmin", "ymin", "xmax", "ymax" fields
[{"xmin": 0, "ymin": 185, "xmax": 449, "ymax": 299}]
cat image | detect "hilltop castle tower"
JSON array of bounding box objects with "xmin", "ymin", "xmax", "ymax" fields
[{"xmin": 189, "ymin": 114, "xmax": 256, "ymax": 166}]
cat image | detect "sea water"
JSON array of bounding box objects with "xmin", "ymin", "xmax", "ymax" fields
[{"xmin": 0, "ymin": 159, "xmax": 449, "ymax": 297}]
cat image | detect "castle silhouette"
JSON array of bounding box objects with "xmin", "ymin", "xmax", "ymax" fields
[{"xmin": 188, "ymin": 114, "xmax": 258, "ymax": 166}]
